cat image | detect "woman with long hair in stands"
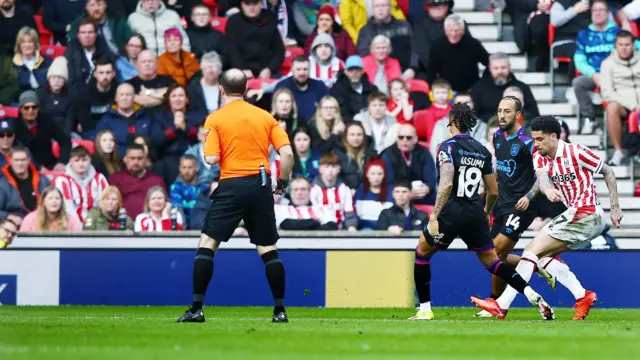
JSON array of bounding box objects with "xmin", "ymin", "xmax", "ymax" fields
[
  {"xmin": 13, "ymin": 27, "xmax": 52, "ymax": 93},
  {"xmin": 307, "ymin": 95, "xmax": 345, "ymax": 153},
  {"xmin": 333, "ymin": 122, "xmax": 376, "ymax": 190},
  {"xmin": 353, "ymin": 158, "xmax": 394, "ymax": 230},
  {"xmin": 116, "ymin": 33, "xmax": 146, "ymax": 82},
  {"xmin": 92, "ymin": 129, "xmax": 122, "ymax": 177},
  {"xmin": 134, "ymin": 186, "xmax": 184, "ymax": 232},
  {"xmin": 20, "ymin": 186, "xmax": 82, "ymax": 232},
  {"xmin": 291, "ymin": 127, "xmax": 321, "ymax": 182},
  {"xmin": 271, "ymin": 88, "xmax": 299, "ymax": 139},
  {"xmin": 83, "ymin": 185, "xmax": 134, "ymax": 230}
]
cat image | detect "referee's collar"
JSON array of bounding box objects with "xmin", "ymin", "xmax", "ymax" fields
[{"xmin": 554, "ymin": 139, "xmax": 566, "ymax": 159}]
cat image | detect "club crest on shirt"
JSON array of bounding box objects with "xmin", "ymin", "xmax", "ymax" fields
[
  {"xmin": 510, "ymin": 144, "xmax": 520, "ymax": 156},
  {"xmin": 564, "ymin": 159, "xmax": 571, "ymax": 168}
]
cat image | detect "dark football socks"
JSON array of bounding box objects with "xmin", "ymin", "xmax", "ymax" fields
[
  {"xmin": 191, "ymin": 247, "xmax": 215, "ymax": 311},
  {"xmin": 414, "ymin": 248, "xmax": 432, "ymax": 304},
  {"xmin": 261, "ymin": 250, "xmax": 286, "ymax": 314}
]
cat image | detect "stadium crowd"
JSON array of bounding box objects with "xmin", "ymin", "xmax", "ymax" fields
[{"xmin": 0, "ymin": 0, "xmax": 637, "ymax": 235}]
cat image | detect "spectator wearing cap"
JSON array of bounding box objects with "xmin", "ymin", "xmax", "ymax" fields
[
  {"xmin": 65, "ymin": 17, "xmax": 112, "ymax": 97},
  {"xmin": 412, "ymin": 0, "xmax": 455, "ymax": 78},
  {"xmin": 36, "ymin": 57, "xmax": 73, "ymax": 133},
  {"xmin": 187, "ymin": 51, "xmax": 223, "ymax": 115},
  {"xmin": 96, "ymin": 83, "xmax": 163, "ymax": 159},
  {"xmin": 157, "ymin": 28, "xmax": 200, "ymax": 87},
  {"xmin": 68, "ymin": 0, "xmax": 133, "ymax": 57},
  {"xmin": 0, "ymin": 119, "xmax": 16, "ymax": 167},
  {"xmin": 1, "ymin": 145, "xmax": 50, "ymax": 213},
  {"xmin": 274, "ymin": 56, "xmax": 329, "ymax": 123},
  {"xmin": 128, "ymin": 0, "xmax": 190, "ymax": 55},
  {"xmin": 43, "ymin": 0, "xmax": 86, "ymax": 46},
  {"xmin": 14, "ymin": 91, "xmax": 71, "ymax": 171},
  {"xmin": 75, "ymin": 56, "xmax": 118, "ymax": 140},
  {"xmin": 12, "ymin": 27, "xmax": 52, "ymax": 94},
  {"xmin": 427, "ymin": 13, "xmax": 489, "ymax": 93},
  {"xmin": 185, "ymin": 4, "xmax": 226, "ymax": 60},
  {"xmin": 331, "ymin": 55, "xmax": 378, "ymax": 123},
  {"xmin": 226, "ymin": 0, "xmax": 285, "ymax": 79},
  {"xmin": 356, "ymin": 0, "xmax": 417, "ymax": 76},
  {"xmin": 339, "ymin": 0, "xmax": 406, "ymax": 44},
  {"xmin": 0, "ymin": 52, "xmax": 20, "ymax": 105},
  {"xmin": 304, "ymin": 5, "xmax": 356, "ymax": 62},
  {"xmin": 127, "ymin": 50, "xmax": 175, "ymax": 110},
  {"xmin": 0, "ymin": 0, "xmax": 37, "ymax": 56}
]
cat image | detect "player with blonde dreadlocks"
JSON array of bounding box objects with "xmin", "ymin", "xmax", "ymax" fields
[{"xmin": 409, "ymin": 102, "xmax": 555, "ymax": 321}]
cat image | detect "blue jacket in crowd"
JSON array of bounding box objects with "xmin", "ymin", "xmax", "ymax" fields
[
  {"xmin": 169, "ymin": 177, "xmax": 209, "ymax": 227},
  {"xmin": 96, "ymin": 107, "xmax": 164, "ymax": 159},
  {"xmin": 154, "ymin": 110, "xmax": 206, "ymax": 158},
  {"xmin": 574, "ymin": 21, "xmax": 621, "ymax": 77},
  {"xmin": 274, "ymin": 77, "xmax": 328, "ymax": 123},
  {"xmin": 12, "ymin": 54, "xmax": 52, "ymax": 94}
]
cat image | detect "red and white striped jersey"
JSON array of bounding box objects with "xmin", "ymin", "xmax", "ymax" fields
[
  {"xmin": 134, "ymin": 212, "xmax": 184, "ymax": 232},
  {"xmin": 533, "ymin": 140, "xmax": 602, "ymax": 208},
  {"xmin": 309, "ymin": 182, "xmax": 354, "ymax": 228},
  {"xmin": 308, "ymin": 56, "xmax": 345, "ymax": 88},
  {"xmin": 50, "ymin": 173, "xmax": 83, "ymax": 217},
  {"xmin": 74, "ymin": 172, "xmax": 108, "ymax": 221},
  {"xmin": 274, "ymin": 204, "xmax": 338, "ymax": 228}
]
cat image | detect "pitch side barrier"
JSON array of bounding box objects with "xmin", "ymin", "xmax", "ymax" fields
[{"xmin": 1, "ymin": 231, "xmax": 639, "ymax": 308}]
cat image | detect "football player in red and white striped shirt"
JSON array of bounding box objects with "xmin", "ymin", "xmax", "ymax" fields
[
  {"xmin": 309, "ymin": 153, "xmax": 357, "ymax": 231},
  {"xmin": 474, "ymin": 116, "xmax": 623, "ymax": 320}
]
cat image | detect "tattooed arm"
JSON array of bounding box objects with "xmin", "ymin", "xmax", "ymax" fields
[
  {"xmin": 429, "ymin": 163, "xmax": 454, "ymax": 221},
  {"xmin": 535, "ymin": 169, "xmax": 563, "ymax": 202},
  {"xmin": 599, "ymin": 163, "xmax": 623, "ymax": 227},
  {"xmin": 515, "ymin": 178, "xmax": 541, "ymax": 211}
]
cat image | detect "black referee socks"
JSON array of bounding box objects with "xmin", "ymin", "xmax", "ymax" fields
[
  {"xmin": 191, "ymin": 247, "xmax": 215, "ymax": 311},
  {"xmin": 261, "ymin": 250, "xmax": 286, "ymax": 314}
]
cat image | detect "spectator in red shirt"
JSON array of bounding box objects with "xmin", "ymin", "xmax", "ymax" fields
[
  {"xmin": 386, "ymin": 79, "xmax": 414, "ymax": 125},
  {"xmin": 108, "ymin": 143, "xmax": 165, "ymax": 218},
  {"xmin": 420, "ymin": 79, "xmax": 451, "ymax": 142}
]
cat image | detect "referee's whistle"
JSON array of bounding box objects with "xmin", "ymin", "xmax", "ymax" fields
[{"xmin": 260, "ymin": 163, "xmax": 267, "ymax": 187}]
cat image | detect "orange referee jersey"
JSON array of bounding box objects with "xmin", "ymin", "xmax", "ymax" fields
[{"xmin": 203, "ymin": 100, "xmax": 290, "ymax": 180}]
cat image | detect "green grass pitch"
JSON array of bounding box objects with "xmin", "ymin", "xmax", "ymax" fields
[{"xmin": 1, "ymin": 307, "xmax": 639, "ymax": 359}]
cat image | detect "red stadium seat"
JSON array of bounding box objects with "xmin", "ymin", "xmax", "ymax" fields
[
  {"xmin": 52, "ymin": 139, "xmax": 96, "ymax": 158},
  {"xmin": 247, "ymin": 78, "xmax": 277, "ymax": 90},
  {"xmin": 628, "ymin": 110, "xmax": 639, "ymax": 134},
  {"xmin": 405, "ymin": 79, "xmax": 430, "ymax": 96},
  {"xmin": 41, "ymin": 45, "xmax": 66, "ymax": 59},
  {"xmin": 211, "ymin": 16, "xmax": 227, "ymax": 33},
  {"xmin": 34, "ymin": 15, "xmax": 53, "ymax": 45},
  {"xmin": 280, "ymin": 47, "xmax": 304, "ymax": 75},
  {"xmin": 0, "ymin": 106, "xmax": 19, "ymax": 119},
  {"xmin": 414, "ymin": 204, "xmax": 434, "ymax": 217},
  {"xmin": 413, "ymin": 110, "xmax": 430, "ymax": 142}
]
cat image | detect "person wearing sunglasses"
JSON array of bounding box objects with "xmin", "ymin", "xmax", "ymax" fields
[
  {"xmin": 380, "ymin": 123, "xmax": 436, "ymax": 205},
  {"xmin": 13, "ymin": 90, "xmax": 71, "ymax": 172}
]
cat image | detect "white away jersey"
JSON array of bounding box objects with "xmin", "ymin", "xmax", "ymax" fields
[{"xmin": 533, "ymin": 140, "xmax": 602, "ymax": 208}]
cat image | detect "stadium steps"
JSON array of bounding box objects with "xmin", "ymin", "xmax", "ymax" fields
[{"xmin": 458, "ymin": 0, "xmax": 639, "ymax": 225}]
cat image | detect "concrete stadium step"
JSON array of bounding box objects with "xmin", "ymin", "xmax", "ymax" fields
[
  {"xmin": 572, "ymin": 134, "xmax": 600, "ymax": 147},
  {"xmin": 596, "ymin": 179, "xmax": 634, "ymax": 195},
  {"xmin": 604, "ymin": 211, "xmax": 640, "ymax": 225},
  {"xmin": 539, "ymin": 103, "xmax": 574, "ymax": 116},
  {"xmin": 601, "ymin": 197, "xmax": 640, "ymax": 210},
  {"xmin": 458, "ymin": 11, "xmax": 511, "ymax": 25},
  {"xmin": 483, "ymin": 41, "xmax": 520, "ymax": 54},
  {"xmin": 469, "ymin": 24, "xmax": 514, "ymax": 40},
  {"xmin": 455, "ymin": 0, "xmax": 476, "ymax": 11}
]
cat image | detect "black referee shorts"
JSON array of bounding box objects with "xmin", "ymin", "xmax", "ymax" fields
[{"xmin": 202, "ymin": 174, "xmax": 279, "ymax": 246}]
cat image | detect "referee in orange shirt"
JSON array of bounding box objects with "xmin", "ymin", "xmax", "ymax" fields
[{"xmin": 177, "ymin": 69, "xmax": 294, "ymax": 323}]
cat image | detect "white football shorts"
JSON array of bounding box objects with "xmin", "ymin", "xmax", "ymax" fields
[{"xmin": 542, "ymin": 205, "xmax": 606, "ymax": 249}]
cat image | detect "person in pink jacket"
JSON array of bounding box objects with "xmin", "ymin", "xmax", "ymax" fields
[
  {"xmin": 361, "ymin": 35, "xmax": 402, "ymax": 95},
  {"xmin": 19, "ymin": 186, "xmax": 83, "ymax": 232}
]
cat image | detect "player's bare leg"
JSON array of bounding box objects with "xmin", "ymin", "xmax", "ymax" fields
[
  {"xmin": 256, "ymin": 245, "xmax": 288, "ymax": 323},
  {"xmin": 471, "ymin": 247, "xmax": 554, "ymax": 320},
  {"xmin": 177, "ymin": 233, "xmax": 221, "ymax": 323},
  {"xmin": 410, "ymin": 233, "xmax": 439, "ymax": 320}
]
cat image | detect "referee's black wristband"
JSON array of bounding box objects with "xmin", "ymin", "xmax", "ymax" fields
[{"xmin": 276, "ymin": 179, "xmax": 289, "ymax": 189}]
